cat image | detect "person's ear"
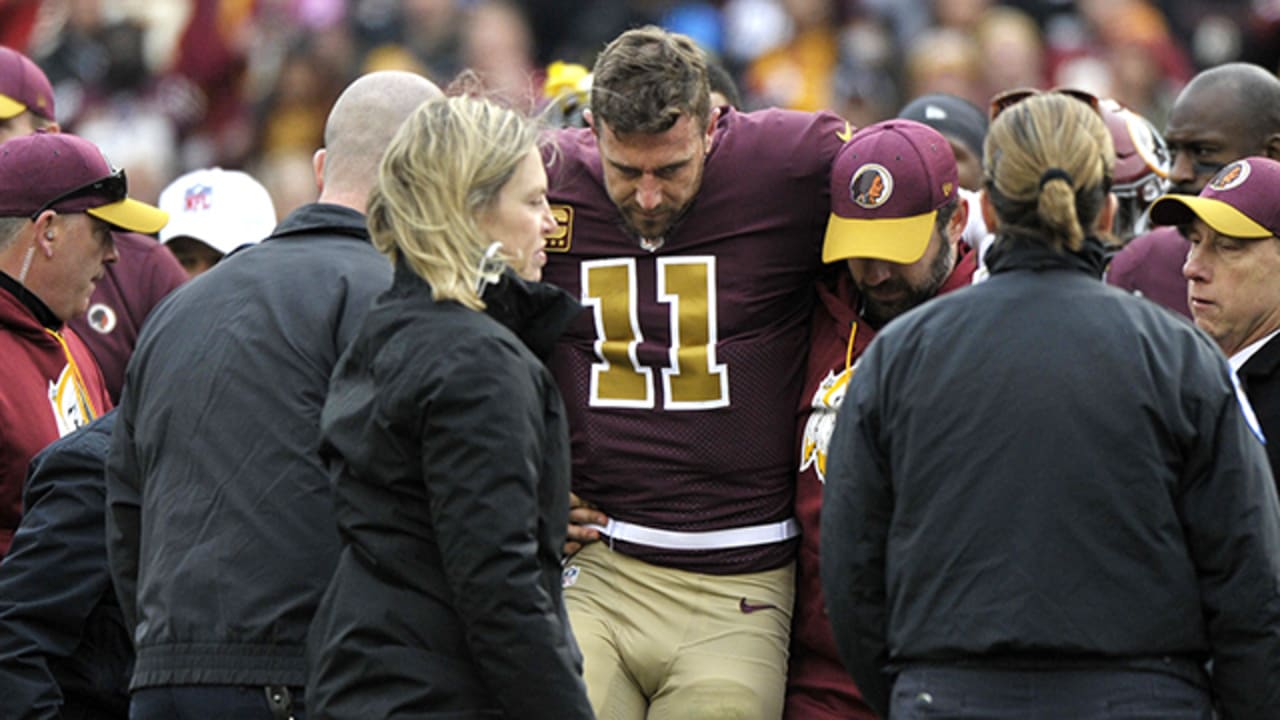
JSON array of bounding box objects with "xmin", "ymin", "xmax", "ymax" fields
[
  {"xmin": 947, "ymin": 196, "xmax": 970, "ymax": 246},
  {"xmin": 703, "ymin": 106, "xmax": 721, "ymax": 145},
  {"xmin": 312, "ymin": 148, "xmax": 326, "ymax": 195},
  {"xmin": 583, "ymin": 108, "xmax": 595, "ymax": 134},
  {"xmin": 33, "ymin": 211, "xmax": 58, "ymax": 256},
  {"xmin": 1096, "ymin": 192, "xmax": 1118, "ymax": 234},
  {"xmin": 979, "ymin": 189, "xmax": 998, "ymax": 232},
  {"xmin": 1263, "ymin": 132, "xmax": 1280, "ymax": 161}
]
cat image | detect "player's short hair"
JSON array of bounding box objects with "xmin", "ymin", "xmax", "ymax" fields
[
  {"xmin": 0, "ymin": 216, "xmax": 25, "ymax": 250},
  {"xmin": 934, "ymin": 195, "xmax": 960, "ymax": 236},
  {"xmin": 590, "ymin": 26, "xmax": 711, "ymax": 135}
]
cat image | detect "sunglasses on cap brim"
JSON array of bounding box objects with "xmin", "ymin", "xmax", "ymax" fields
[
  {"xmin": 29, "ymin": 168, "xmax": 128, "ymax": 222},
  {"xmin": 989, "ymin": 87, "xmax": 1102, "ymax": 121}
]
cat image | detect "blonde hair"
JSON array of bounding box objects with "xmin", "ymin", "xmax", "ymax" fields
[
  {"xmin": 984, "ymin": 93, "xmax": 1115, "ymax": 252},
  {"xmin": 368, "ymin": 95, "xmax": 540, "ymax": 310}
]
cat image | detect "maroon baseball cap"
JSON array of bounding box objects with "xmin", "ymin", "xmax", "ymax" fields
[
  {"xmin": 823, "ymin": 119, "xmax": 958, "ymax": 264},
  {"xmin": 1149, "ymin": 157, "xmax": 1280, "ymax": 239},
  {"xmin": 0, "ymin": 45, "xmax": 55, "ymax": 122},
  {"xmin": 0, "ymin": 132, "xmax": 168, "ymax": 233}
]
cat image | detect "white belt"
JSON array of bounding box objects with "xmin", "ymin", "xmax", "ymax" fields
[{"xmin": 586, "ymin": 518, "xmax": 799, "ymax": 551}]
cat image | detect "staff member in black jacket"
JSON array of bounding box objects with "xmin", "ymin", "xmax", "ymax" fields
[
  {"xmin": 104, "ymin": 71, "xmax": 441, "ymax": 720},
  {"xmin": 821, "ymin": 90, "xmax": 1280, "ymax": 719},
  {"xmin": 0, "ymin": 411, "xmax": 127, "ymax": 720},
  {"xmin": 305, "ymin": 95, "xmax": 593, "ymax": 719}
]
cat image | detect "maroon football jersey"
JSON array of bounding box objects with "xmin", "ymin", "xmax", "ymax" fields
[{"xmin": 544, "ymin": 107, "xmax": 848, "ymax": 574}]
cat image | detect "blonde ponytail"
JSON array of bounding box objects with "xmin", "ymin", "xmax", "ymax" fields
[{"xmin": 984, "ymin": 93, "xmax": 1114, "ymax": 252}]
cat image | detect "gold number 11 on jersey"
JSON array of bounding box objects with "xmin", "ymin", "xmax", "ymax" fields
[{"xmin": 582, "ymin": 256, "xmax": 730, "ymax": 410}]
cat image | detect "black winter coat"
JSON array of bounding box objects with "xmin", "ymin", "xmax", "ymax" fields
[
  {"xmin": 106, "ymin": 204, "xmax": 391, "ymax": 689},
  {"xmin": 306, "ymin": 263, "xmax": 594, "ymax": 720},
  {"xmin": 1237, "ymin": 332, "xmax": 1280, "ymax": 486},
  {"xmin": 822, "ymin": 239, "xmax": 1280, "ymax": 719},
  {"xmin": 0, "ymin": 412, "xmax": 128, "ymax": 719}
]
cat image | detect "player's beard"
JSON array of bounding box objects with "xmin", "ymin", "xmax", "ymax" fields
[
  {"xmin": 615, "ymin": 159, "xmax": 705, "ymax": 244},
  {"xmin": 621, "ymin": 202, "xmax": 689, "ymax": 243},
  {"xmin": 860, "ymin": 243, "xmax": 954, "ymax": 328}
]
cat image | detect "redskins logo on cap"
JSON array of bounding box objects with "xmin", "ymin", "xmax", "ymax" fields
[
  {"xmin": 1209, "ymin": 160, "xmax": 1250, "ymax": 191},
  {"xmin": 850, "ymin": 163, "xmax": 893, "ymax": 209}
]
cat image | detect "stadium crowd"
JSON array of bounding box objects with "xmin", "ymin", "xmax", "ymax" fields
[{"xmin": 2, "ymin": 1, "xmax": 1280, "ymax": 719}]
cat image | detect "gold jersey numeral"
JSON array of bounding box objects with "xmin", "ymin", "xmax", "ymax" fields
[{"xmin": 582, "ymin": 257, "xmax": 729, "ymax": 410}]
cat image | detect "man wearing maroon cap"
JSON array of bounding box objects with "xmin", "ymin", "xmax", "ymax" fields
[
  {"xmin": 1150, "ymin": 156, "xmax": 1280, "ymax": 484},
  {"xmin": 1108, "ymin": 62, "xmax": 1280, "ymax": 319},
  {"xmin": 0, "ymin": 131, "xmax": 167, "ymax": 559},
  {"xmin": 787, "ymin": 119, "xmax": 977, "ymax": 720},
  {"xmin": 0, "ymin": 44, "xmax": 187, "ymax": 404},
  {"xmin": 0, "ymin": 45, "xmax": 55, "ymax": 136}
]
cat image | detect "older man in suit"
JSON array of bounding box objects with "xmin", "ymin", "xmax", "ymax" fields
[{"xmin": 1151, "ymin": 155, "xmax": 1280, "ymax": 484}]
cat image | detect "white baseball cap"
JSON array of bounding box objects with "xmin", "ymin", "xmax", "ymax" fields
[{"xmin": 158, "ymin": 167, "xmax": 277, "ymax": 255}]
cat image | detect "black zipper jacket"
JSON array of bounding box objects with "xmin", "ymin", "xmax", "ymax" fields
[
  {"xmin": 0, "ymin": 411, "xmax": 128, "ymax": 719},
  {"xmin": 306, "ymin": 262, "xmax": 593, "ymax": 719},
  {"xmin": 822, "ymin": 238, "xmax": 1280, "ymax": 719},
  {"xmin": 105, "ymin": 203, "xmax": 391, "ymax": 689}
]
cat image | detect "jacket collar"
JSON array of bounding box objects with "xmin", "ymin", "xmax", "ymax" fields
[
  {"xmin": 266, "ymin": 203, "xmax": 371, "ymax": 243},
  {"xmin": 393, "ymin": 260, "xmax": 582, "ymax": 362},
  {"xmin": 1239, "ymin": 331, "xmax": 1280, "ymax": 381},
  {"xmin": 0, "ymin": 270, "xmax": 61, "ymax": 331},
  {"xmin": 479, "ymin": 269, "xmax": 582, "ymax": 361},
  {"xmin": 986, "ymin": 234, "xmax": 1111, "ymax": 279}
]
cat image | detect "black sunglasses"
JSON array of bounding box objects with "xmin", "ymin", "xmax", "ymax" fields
[{"xmin": 29, "ymin": 168, "xmax": 127, "ymax": 221}]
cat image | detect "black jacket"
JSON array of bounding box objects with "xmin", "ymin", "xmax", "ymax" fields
[
  {"xmin": 822, "ymin": 239, "xmax": 1280, "ymax": 719},
  {"xmin": 1238, "ymin": 332, "xmax": 1280, "ymax": 487},
  {"xmin": 105, "ymin": 204, "xmax": 391, "ymax": 689},
  {"xmin": 306, "ymin": 263, "xmax": 593, "ymax": 719},
  {"xmin": 0, "ymin": 412, "xmax": 128, "ymax": 720}
]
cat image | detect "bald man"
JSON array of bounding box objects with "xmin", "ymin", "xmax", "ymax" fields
[
  {"xmin": 1108, "ymin": 63, "xmax": 1280, "ymax": 318},
  {"xmin": 105, "ymin": 72, "xmax": 441, "ymax": 720}
]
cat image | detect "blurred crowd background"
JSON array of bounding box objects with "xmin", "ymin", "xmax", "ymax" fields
[{"xmin": 2, "ymin": 0, "xmax": 1277, "ymax": 218}]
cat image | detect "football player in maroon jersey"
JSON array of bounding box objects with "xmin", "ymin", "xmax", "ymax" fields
[{"xmin": 544, "ymin": 26, "xmax": 848, "ymax": 719}]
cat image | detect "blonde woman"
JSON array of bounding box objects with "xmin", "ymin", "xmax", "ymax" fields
[
  {"xmin": 305, "ymin": 96, "xmax": 593, "ymax": 719},
  {"xmin": 821, "ymin": 91, "xmax": 1280, "ymax": 719}
]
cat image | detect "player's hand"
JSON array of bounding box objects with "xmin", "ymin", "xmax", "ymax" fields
[{"xmin": 565, "ymin": 493, "xmax": 608, "ymax": 558}]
